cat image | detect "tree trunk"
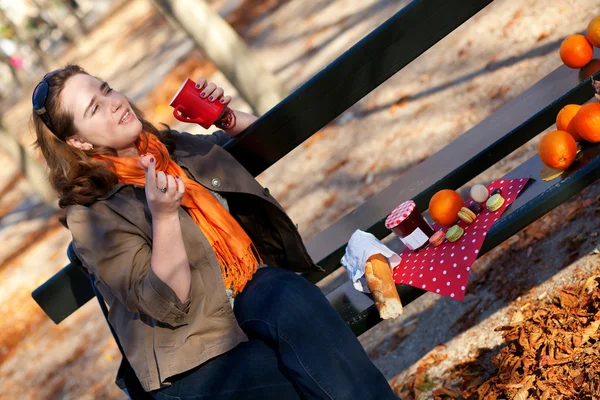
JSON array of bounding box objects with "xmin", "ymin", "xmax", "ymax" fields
[
  {"xmin": 0, "ymin": 47, "xmax": 21, "ymax": 86},
  {"xmin": 0, "ymin": 7, "xmax": 52, "ymax": 69},
  {"xmin": 0, "ymin": 129, "xmax": 58, "ymax": 206},
  {"xmin": 56, "ymin": 0, "xmax": 88, "ymax": 34},
  {"xmin": 29, "ymin": 0, "xmax": 78, "ymax": 43},
  {"xmin": 150, "ymin": 0, "xmax": 286, "ymax": 116}
]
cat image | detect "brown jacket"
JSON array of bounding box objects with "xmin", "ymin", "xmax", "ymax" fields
[{"xmin": 65, "ymin": 130, "xmax": 323, "ymax": 391}]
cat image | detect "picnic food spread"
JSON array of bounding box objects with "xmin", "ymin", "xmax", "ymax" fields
[
  {"xmin": 385, "ymin": 200, "xmax": 434, "ymax": 252},
  {"xmin": 388, "ymin": 179, "xmax": 530, "ymax": 300},
  {"xmin": 364, "ymin": 254, "xmax": 403, "ymax": 319}
]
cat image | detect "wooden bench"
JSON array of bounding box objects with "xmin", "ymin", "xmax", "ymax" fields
[{"xmin": 31, "ymin": 0, "xmax": 600, "ymax": 395}]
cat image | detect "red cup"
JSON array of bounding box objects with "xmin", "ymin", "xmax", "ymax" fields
[{"xmin": 169, "ymin": 78, "xmax": 226, "ymax": 129}]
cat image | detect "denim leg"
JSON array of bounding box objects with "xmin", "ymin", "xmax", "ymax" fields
[
  {"xmin": 150, "ymin": 339, "xmax": 302, "ymax": 400},
  {"xmin": 234, "ymin": 267, "xmax": 398, "ymax": 400}
]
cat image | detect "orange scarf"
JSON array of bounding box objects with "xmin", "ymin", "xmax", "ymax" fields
[{"xmin": 97, "ymin": 133, "xmax": 261, "ymax": 295}]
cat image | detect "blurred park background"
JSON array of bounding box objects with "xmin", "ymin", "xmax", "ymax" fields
[{"xmin": 2, "ymin": 0, "xmax": 600, "ymax": 398}]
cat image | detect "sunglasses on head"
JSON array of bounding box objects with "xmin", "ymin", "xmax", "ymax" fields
[{"xmin": 32, "ymin": 69, "xmax": 62, "ymax": 132}]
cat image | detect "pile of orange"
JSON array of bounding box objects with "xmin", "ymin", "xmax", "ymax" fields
[
  {"xmin": 540, "ymin": 101, "xmax": 600, "ymax": 170},
  {"xmin": 560, "ymin": 16, "xmax": 600, "ymax": 71},
  {"xmin": 540, "ymin": 16, "xmax": 600, "ymax": 171},
  {"xmin": 538, "ymin": 130, "xmax": 577, "ymax": 170}
]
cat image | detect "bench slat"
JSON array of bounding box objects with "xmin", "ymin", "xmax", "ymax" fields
[
  {"xmin": 304, "ymin": 58, "xmax": 600, "ymax": 283},
  {"xmin": 224, "ymin": 0, "xmax": 493, "ymax": 176},
  {"xmin": 31, "ymin": 262, "xmax": 91, "ymax": 324},
  {"xmin": 329, "ymin": 141, "xmax": 600, "ymax": 336}
]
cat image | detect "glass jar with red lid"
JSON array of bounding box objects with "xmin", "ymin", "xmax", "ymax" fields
[{"xmin": 385, "ymin": 200, "xmax": 435, "ymax": 252}]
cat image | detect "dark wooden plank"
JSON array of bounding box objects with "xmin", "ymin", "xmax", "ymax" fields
[
  {"xmin": 305, "ymin": 59, "xmax": 600, "ymax": 283},
  {"xmin": 31, "ymin": 243, "xmax": 92, "ymax": 324},
  {"xmin": 224, "ymin": 0, "xmax": 493, "ymax": 176},
  {"xmin": 330, "ymin": 142, "xmax": 600, "ymax": 336},
  {"xmin": 31, "ymin": 262, "xmax": 91, "ymax": 324}
]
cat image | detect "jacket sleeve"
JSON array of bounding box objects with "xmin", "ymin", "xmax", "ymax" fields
[
  {"xmin": 66, "ymin": 204, "xmax": 192, "ymax": 327},
  {"xmin": 172, "ymin": 129, "xmax": 231, "ymax": 147}
]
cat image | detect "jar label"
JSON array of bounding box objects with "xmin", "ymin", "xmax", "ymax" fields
[{"xmin": 400, "ymin": 228, "xmax": 429, "ymax": 251}]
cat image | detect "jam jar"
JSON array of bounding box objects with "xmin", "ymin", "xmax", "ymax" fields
[{"xmin": 385, "ymin": 200, "xmax": 435, "ymax": 252}]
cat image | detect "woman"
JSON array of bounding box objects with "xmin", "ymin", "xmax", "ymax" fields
[{"xmin": 32, "ymin": 65, "xmax": 398, "ymax": 400}]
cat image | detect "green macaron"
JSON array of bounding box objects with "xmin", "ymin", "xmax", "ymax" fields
[
  {"xmin": 486, "ymin": 194, "xmax": 505, "ymax": 212},
  {"xmin": 445, "ymin": 225, "xmax": 464, "ymax": 242}
]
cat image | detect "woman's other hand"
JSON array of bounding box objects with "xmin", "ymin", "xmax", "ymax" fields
[
  {"xmin": 139, "ymin": 154, "xmax": 185, "ymax": 220},
  {"xmin": 195, "ymin": 77, "xmax": 232, "ymax": 106}
]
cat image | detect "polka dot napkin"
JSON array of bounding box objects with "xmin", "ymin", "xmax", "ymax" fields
[{"xmin": 392, "ymin": 178, "xmax": 530, "ymax": 301}]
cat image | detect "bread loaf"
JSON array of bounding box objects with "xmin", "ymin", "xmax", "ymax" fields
[{"xmin": 364, "ymin": 254, "xmax": 403, "ymax": 319}]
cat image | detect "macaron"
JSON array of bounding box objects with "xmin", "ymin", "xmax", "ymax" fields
[
  {"xmin": 491, "ymin": 187, "xmax": 502, "ymax": 196},
  {"xmin": 446, "ymin": 225, "xmax": 464, "ymax": 242},
  {"xmin": 429, "ymin": 230, "xmax": 446, "ymax": 247},
  {"xmin": 457, "ymin": 207, "xmax": 477, "ymax": 224},
  {"xmin": 470, "ymin": 184, "xmax": 489, "ymax": 203},
  {"xmin": 486, "ymin": 194, "xmax": 505, "ymax": 212}
]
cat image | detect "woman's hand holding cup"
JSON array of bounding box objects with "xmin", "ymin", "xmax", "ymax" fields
[
  {"xmin": 139, "ymin": 154, "xmax": 185, "ymax": 220},
  {"xmin": 195, "ymin": 77, "xmax": 232, "ymax": 106}
]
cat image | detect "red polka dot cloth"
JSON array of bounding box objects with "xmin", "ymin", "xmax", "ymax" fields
[{"xmin": 392, "ymin": 178, "xmax": 530, "ymax": 301}]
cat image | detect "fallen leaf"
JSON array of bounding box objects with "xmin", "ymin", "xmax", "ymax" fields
[
  {"xmin": 325, "ymin": 158, "xmax": 349, "ymax": 175},
  {"xmin": 388, "ymin": 95, "xmax": 411, "ymax": 114},
  {"xmin": 540, "ymin": 165, "xmax": 564, "ymax": 181},
  {"xmin": 323, "ymin": 193, "xmax": 337, "ymax": 207},
  {"xmin": 536, "ymin": 31, "xmax": 549, "ymax": 42}
]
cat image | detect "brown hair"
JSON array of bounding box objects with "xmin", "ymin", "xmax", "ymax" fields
[{"xmin": 32, "ymin": 64, "xmax": 175, "ymax": 208}]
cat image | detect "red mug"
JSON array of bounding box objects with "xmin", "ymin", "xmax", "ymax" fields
[{"xmin": 169, "ymin": 78, "xmax": 226, "ymax": 129}]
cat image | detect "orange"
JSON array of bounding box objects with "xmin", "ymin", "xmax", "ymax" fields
[
  {"xmin": 556, "ymin": 104, "xmax": 582, "ymax": 142},
  {"xmin": 560, "ymin": 34, "xmax": 594, "ymax": 68},
  {"xmin": 579, "ymin": 58, "xmax": 600, "ymax": 81},
  {"xmin": 587, "ymin": 16, "xmax": 600, "ymax": 47},
  {"xmin": 575, "ymin": 102, "xmax": 600, "ymax": 142},
  {"xmin": 428, "ymin": 189, "xmax": 463, "ymax": 227},
  {"xmin": 538, "ymin": 130, "xmax": 577, "ymax": 170}
]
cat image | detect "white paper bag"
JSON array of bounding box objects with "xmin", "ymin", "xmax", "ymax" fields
[{"xmin": 340, "ymin": 230, "xmax": 402, "ymax": 293}]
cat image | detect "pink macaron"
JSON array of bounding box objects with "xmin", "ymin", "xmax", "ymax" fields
[{"xmin": 429, "ymin": 230, "xmax": 446, "ymax": 247}]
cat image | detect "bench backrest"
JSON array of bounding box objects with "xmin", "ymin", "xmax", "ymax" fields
[{"xmin": 31, "ymin": 0, "xmax": 598, "ymax": 325}]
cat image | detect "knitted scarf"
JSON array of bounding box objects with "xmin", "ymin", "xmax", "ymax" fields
[{"xmin": 96, "ymin": 133, "xmax": 261, "ymax": 295}]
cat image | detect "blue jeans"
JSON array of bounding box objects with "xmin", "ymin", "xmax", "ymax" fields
[{"xmin": 151, "ymin": 267, "xmax": 398, "ymax": 400}]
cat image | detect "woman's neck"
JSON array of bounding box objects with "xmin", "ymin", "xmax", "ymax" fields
[{"xmin": 116, "ymin": 144, "xmax": 140, "ymax": 158}]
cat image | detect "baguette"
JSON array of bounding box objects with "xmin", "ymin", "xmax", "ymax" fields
[{"xmin": 364, "ymin": 254, "xmax": 403, "ymax": 319}]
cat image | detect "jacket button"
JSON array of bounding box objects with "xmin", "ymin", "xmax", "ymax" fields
[
  {"xmin": 174, "ymin": 316, "xmax": 184, "ymax": 323},
  {"xmin": 263, "ymin": 187, "xmax": 270, "ymax": 196},
  {"xmin": 211, "ymin": 178, "xmax": 221, "ymax": 188}
]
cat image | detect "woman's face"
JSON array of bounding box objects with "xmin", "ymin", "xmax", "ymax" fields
[{"xmin": 61, "ymin": 73, "xmax": 143, "ymax": 156}]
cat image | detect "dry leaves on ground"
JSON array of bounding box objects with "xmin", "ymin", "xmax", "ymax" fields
[
  {"xmin": 436, "ymin": 274, "xmax": 600, "ymax": 399},
  {"xmin": 391, "ymin": 344, "xmax": 448, "ymax": 399}
]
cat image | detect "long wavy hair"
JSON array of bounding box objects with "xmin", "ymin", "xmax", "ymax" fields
[{"xmin": 32, "ymin": 65, "xmax": 175, "ymax": 208}]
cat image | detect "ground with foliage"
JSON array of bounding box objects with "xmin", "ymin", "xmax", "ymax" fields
[{"xmin": 1, "ymin": 0, "xmax": 600, "ymax": 399}]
